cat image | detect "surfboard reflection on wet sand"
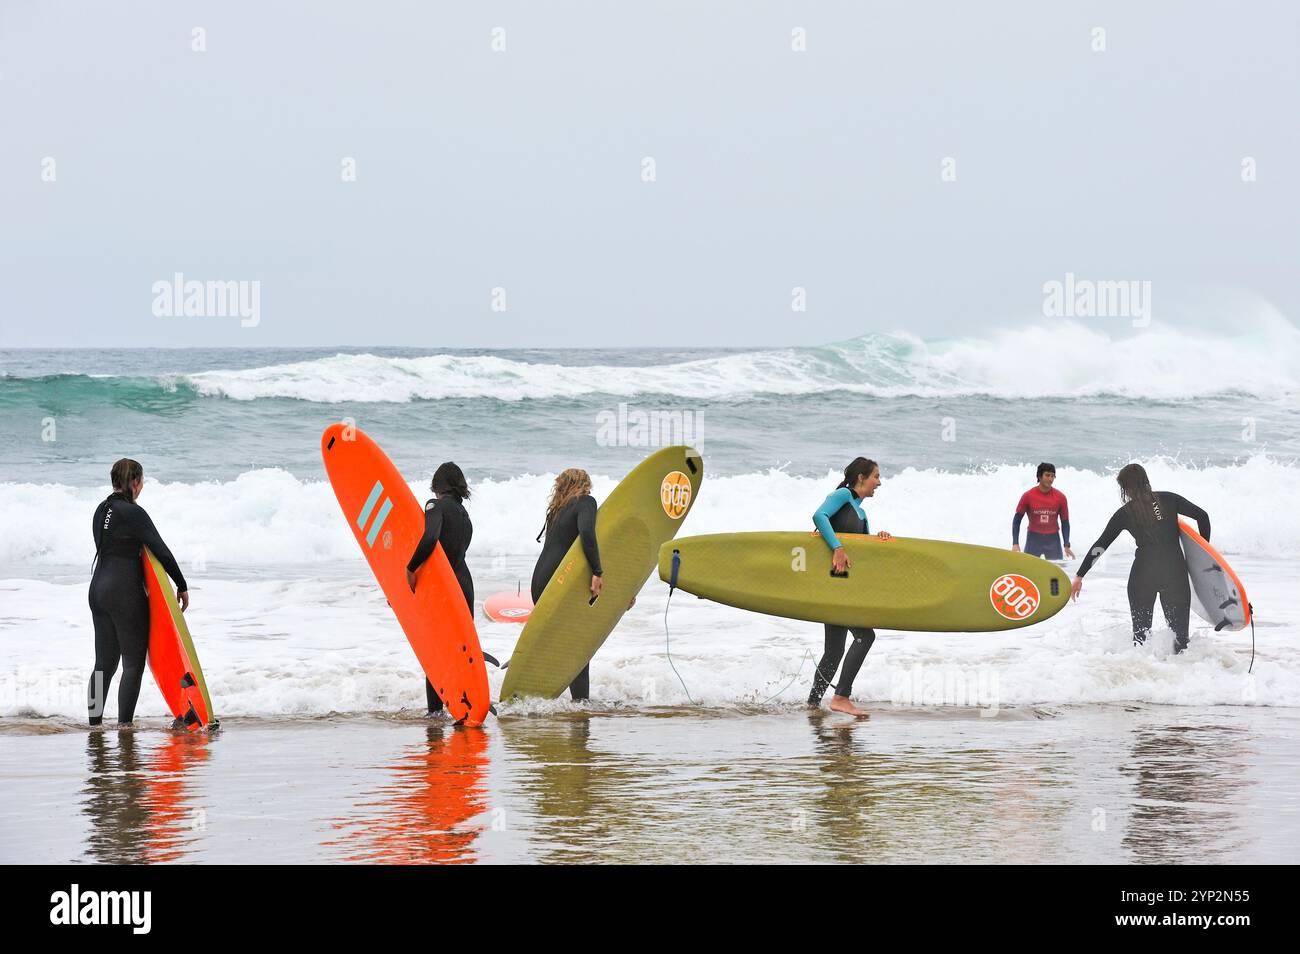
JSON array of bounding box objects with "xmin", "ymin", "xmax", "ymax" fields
[{"xmin": 1, "ymin": 704, "xmax": 1296, "ymax": 864}]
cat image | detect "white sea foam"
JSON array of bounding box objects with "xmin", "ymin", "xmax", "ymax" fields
[
  {"xmin": 4, "ymin": 456, "xmax": 1297, "ymax": 568},
  {"xmin": 0, "ymin": 552, "xmax": 1293, "ymax": 721}
]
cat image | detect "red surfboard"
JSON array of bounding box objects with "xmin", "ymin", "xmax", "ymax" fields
[
  {"xmin": 143, "ymin": 548, "xmax": 216, "ymax": 732},
  {"xmin": 484, "ymin": 589, "xmax": 533, "ymax": 624},
  {"xmin": 321, "ymin": 424, "xmax": 491, "ymax": 725}
]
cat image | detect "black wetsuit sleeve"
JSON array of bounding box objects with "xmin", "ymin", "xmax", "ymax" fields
[
  {"xmin": 577, "ymin": 496, "xmax": 602, "ymax": 576},
  {"xmin": 133, "ymin": 505, "xmax": 187, "ymax": 593},
  {"xmin": 407, "ymin": 500, "xmax": 444, "ymax": 573},
  {"xmin": 1011, "ymin": 511, "xmax": 1024, "ymax": 546},
  {"xmin": 1076, "ymin": 507, "xmax": 1127, "ymax": 578},
  {"xmin": 1061, "ymin": 517, "xmax": 1071, "ymax": 549},
  {"xmin": 1170, "ymin": 493, "xmax": 1210, "ymax": 541},
  {"xmin": 92, "ymin": 502, "xmax": 105, "ymax": 552}
]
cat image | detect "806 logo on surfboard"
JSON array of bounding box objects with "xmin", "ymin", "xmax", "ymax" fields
[
  {"xmin": 660, "ymin": 471, "xmax": 692, "ymax": 519},
  {"xmin": 990, "ymin": 573, "xmax": 1040, "ymax": 621}
]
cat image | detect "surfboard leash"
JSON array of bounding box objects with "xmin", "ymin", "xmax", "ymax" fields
[
  {"xmin": 666, "ymin": 549, "xmax": 848, "ymax": 708},
  {"xmin": 663, "ymin": 551, "xmax": 697, "ymax": 705},
  {"xmin": 663, "ymin": 589, "xmax": 698, "ymax": 707},
  {"xmin": 759, "ymin": 649, "xmax": 819, "ymax": 705},
  {"xmin": 1248, "ymin": 604, "xmax": 1255, "ymax": 674}
]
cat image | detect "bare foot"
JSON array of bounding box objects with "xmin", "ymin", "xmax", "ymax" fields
[{"xmin": 828, "ymin": 695, "xmax": 870, "ymax": 718}]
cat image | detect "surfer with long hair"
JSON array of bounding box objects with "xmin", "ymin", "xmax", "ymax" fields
[
  {"xmin": 88, "ymin": 459, "xmax": 189, "ymax": 726},
  {"xmin": 530, "ymin": 468, "xmax": 608, "ymax": 701},
  {"xmin": 407, "ymin": 462, "xmax": 474, "ymax": 715},
  {"xmin": 809, "ymin": 457, "xmax": 893, "ymax": 717},
  {"xmin": 1071, "ymin": 463, "xmax": 1210, "ymax": 653}
]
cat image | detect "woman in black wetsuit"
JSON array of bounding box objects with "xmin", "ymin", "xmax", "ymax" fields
[
  {"xmin": 406, "ymin": 462, "xmax": 474, "ymax": 716},
  {"xmin": 1071, "ymin": 463, "xmax": 1210, "ymax": 654},
  {"xmin": 88, "ymin": 458, "xmax": 189, "ymax": 727},
  {"xmin": 531, "ymin": 468, "xmax": 604, "ymax": 701}
]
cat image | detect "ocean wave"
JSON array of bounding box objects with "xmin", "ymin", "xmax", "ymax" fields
[
  {"xmin": 6, "ymin": 313, "xmax": 1300, "ymax": 404},
  {"xmin": 5, "ymin": 456, "xmax": 1298, "ymax": 568}
]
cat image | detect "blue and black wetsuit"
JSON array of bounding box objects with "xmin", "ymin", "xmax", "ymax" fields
[
  {"xmin": 1076, "ymin": 492, "xmax": 1210, "ymax": 653},
  {"xmin": 89, "ymin": 492, "xmax": 187, "ymax": 725},
  {"xmin": 531, "ymin": 495, "xmax": 602, "ymax": 701},
  {"xmin": 809, "ymin": 487, "xmax": 876, "ymax": 705},
  {"xmin": 407, "ymin": 494, "xmax": 474, "ymax": 712}
]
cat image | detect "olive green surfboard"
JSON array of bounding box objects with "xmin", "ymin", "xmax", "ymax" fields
[
  {"xmin": 501, "ymin": 446, "xmax": 704, "ymax": 700},
  {"xmin": 658, "ymin": 532, "xmax": 1069, "ymax": 632}
]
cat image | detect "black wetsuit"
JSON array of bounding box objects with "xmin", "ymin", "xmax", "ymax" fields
[
  {"xmin": 531, "ymin": 495, "xmax": 602, "ymax": 701},
  {"xmin": 88, "ymin": 492, "xmax": 187, "ymax": 725},
  {"xmin": 407, "ymin": 494, "xmax": 474, "ymax": 712},
  {"xmin": 1076, "ymin": 492, "xmax": 1210, "ymax": 653},
  {"xmin": 810, "ymin": 492, "xmax": 876, "ymax": 704}
]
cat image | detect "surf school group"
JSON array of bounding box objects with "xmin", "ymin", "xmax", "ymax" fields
[{"xmin": 83, "ymin": 423, "xmax": 1245, "ymax": 732}]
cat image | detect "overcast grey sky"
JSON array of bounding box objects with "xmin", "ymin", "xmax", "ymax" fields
[{"xmin": 1, "ymin": 1, "xmax": 1296, "ymax": 349}]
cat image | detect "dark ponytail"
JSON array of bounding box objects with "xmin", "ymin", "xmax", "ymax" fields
[
  {"xmin": 1117, "ymin": 463, "xmax": 1158, "ymax": 530},
  {"xmin": 110, "ymin": 458, "xmax": 143, "ymax": 502},
  {"xmin": 431, "ymin": 462, "xmax": 470, "ymax": 503},
  {"xmin": 838, "ymin": 457, "xmax": 878, "ymax": 491}
]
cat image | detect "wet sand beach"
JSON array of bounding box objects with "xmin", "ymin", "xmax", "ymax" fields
[{"xmin": 3, "ymin": 704, "xmax": 1296, "ymax": 864}]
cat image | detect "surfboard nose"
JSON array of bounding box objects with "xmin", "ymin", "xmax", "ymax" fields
[
  {"xmin": 321, "ymin": 422, "xmax": 345, "ymax": 453},
  {"xmin": 681, "ymin": 446, "xmax": 703, "ymax": 477}
]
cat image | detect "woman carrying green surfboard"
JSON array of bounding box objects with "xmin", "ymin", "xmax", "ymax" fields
[
  {"xmin": 530, "ymin": 469, "xmax": 607, "ymax": 701},
  {"xmin": 809, "ymin": 457, "xmax": 892, "ymax": 717}
]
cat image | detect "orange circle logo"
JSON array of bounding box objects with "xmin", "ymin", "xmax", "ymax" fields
[
  {"xmin": 990, "ymin": 574, "xmax": 1040, "ymax": 620},
  {"xmin": 660, "ymin": 471, "xmax": 692, "ymax": 519}
]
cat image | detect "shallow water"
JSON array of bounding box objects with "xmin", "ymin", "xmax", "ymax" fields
[{"xmin": 2, "ymin": 704, "xmax": 1296, "ymax": 864}]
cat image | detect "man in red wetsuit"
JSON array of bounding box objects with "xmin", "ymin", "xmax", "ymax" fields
[{"xmin": 1011, "ymin": 462, "xmax": 1074, "ymax": 561}]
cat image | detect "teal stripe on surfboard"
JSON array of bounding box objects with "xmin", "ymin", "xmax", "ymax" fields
[
  {"xmin": 357, "ymin": 479, "xmax": 384, "ymax": 532},
  {"xmin": 366, "ymin": 498, "xmax": 393, "ymax": 548}
]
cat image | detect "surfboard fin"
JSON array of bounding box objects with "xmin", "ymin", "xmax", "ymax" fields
[
  {"xmin": 482, "ymin": 651, "xmax": 502, "ymax": 668},
  {"xmin": 183, "ymin": 704, "xmax": 201, "ymax": 727},
  {"xmin": 180, "ymin": 672, "xmax": 196, "ymax": 689}
]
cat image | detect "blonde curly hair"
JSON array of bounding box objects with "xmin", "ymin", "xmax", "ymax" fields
[{"xmin": 545, "ymin": 468, "xmax": 592, "ymax": 530}]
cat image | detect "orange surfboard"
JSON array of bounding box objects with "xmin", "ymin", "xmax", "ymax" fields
[
  {"xmin": 321, "ymin": 423, "xmax": 491, "ymax": 725},
  {"xmin": 1179, "ymin": 519, "xmax": 1252, "ymax": 632},
  {"xmin": 143, "ymin": 548, "xmax": 216, "ymax": 732}
]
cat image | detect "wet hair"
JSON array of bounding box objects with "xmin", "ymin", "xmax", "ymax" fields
[
  {"xmin": 1037, "ymin": 462, "xmax": 1056, "ymax": 480},
  {"xmin": 546, "ymin": 468, "xmax": 592, "ymax": 529},
  {"xmin": 1117, "ymin": 463, "xmax": 1158, "ymax": 531},
  {"xmin": 430, "ymin": 462, "xmax": 470, "ymax": 502},
  {"xmin": 110, "ymin": 458, "xmax": 143, "ymax": 502},
  {"xmin": 837, "ymin": 457, "xmax": 879, "ymax": 492}
]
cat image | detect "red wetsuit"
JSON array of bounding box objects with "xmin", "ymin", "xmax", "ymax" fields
[{"xmin": 1013, "ymin": 486, "xmax": 1071, "ymax": 549}]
